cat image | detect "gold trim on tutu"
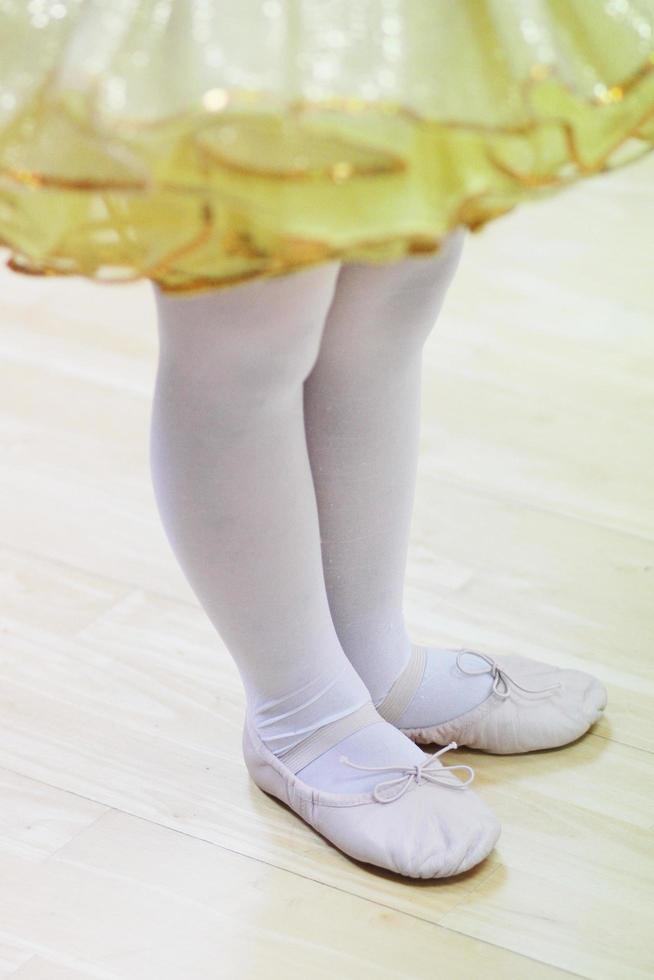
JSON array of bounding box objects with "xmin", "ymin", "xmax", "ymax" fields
[{"xmin": 1, "ymin": 2, "xmax": 653, "ymax": 294}]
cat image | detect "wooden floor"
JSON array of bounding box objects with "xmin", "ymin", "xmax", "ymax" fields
[{"xmin": 1, "ymin": 154, "xmax": 653, "ymax": 980}]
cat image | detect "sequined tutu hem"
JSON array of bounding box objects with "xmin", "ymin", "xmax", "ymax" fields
[{"xmin": 1, "ymin": 1, "xmax": 653, "ymax": 294}]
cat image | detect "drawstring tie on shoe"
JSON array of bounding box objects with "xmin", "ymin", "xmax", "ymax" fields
[
  {"xmin": 456, "ymin": 650, "xmax": 562, "ymax": 699},
  {"xmin": 339, "ymin": 741, "xmax": 473, "ymax": 803}
]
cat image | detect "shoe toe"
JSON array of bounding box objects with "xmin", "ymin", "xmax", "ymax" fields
[
  {"xmin": 584, "ymin": 674, "xmax": 608, "ymax": 724},
  {"xmin": 581, "ymin": 672, "xmax": 608, "ymax": 722},
  {"xmin": 493, "ymin": 655, "xmax": 607, "ymax": 750},
  {"xmin": 379, "ymin": 785, "xmax": 500, "ymax": 879},
  {"xmin": 457, "ymin": 805, "xmax": 502, "ymax": 874},
  {"xmin": 548, "ymin": 667, "xmax": 607, "ymax": 745}
]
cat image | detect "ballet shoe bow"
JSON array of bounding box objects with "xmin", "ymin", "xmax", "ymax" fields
[
  {"xmin": 339, "ymin": 741, "xmax": 474, "ymax": 803},
  {"xmin": 456, "ymin": 650, "xmax": 562, "ymax": 699}
]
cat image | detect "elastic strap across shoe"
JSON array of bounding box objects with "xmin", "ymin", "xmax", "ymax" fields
[
  {"xmin": 375, "ymin": 644, "xmax": 427, "ymax": 725},
  {"xmin": 277, "ymin": 701, "xmax": 383, "ymax": 773}
]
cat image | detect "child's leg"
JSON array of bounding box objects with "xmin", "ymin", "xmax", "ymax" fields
[
  {"xmin": 150, "ymin": 264, "xmax": 429, "ymax": 787},
  {"xmin": 303, "ymin": 232, "xmax": 606, "ymax": 746},
  {"xmin": 301, "ymin": 232, "xmax": 494, "ymax": 717}
]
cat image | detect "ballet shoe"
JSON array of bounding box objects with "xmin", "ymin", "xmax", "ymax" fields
[
  {"xmin": 242, "ymin": 702, "xmax": 500, "ymax": 878},
  {"xmin": 376, "ymin": 645, "xmax": 608, "ymax": 754}
]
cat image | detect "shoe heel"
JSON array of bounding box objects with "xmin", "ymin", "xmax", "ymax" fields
[{"xmin": 242, "ymin": 714, "xmax": 289, "ymax": 804}]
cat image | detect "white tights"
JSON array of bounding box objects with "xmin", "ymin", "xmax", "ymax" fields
[{"xmin": 150, "ymin": 231, "xmax": 492, "ymax": 792}]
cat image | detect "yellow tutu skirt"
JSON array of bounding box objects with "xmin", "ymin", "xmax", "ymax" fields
[{"xmin": 1, "ymin": 0, "xmax": 653, "ymax": 294}]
